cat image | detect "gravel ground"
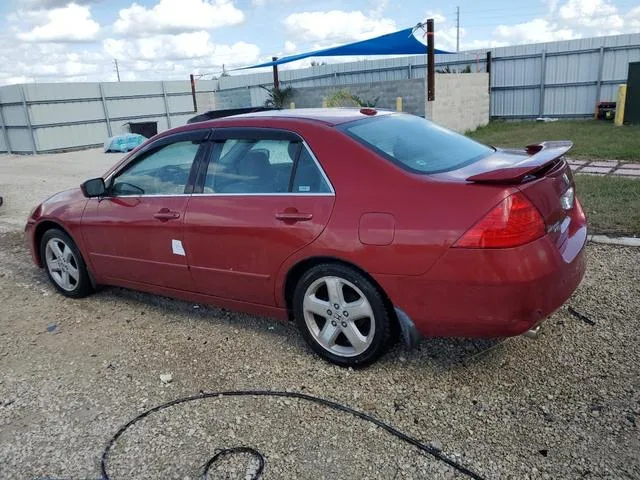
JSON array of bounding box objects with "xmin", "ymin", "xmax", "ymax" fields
[{"xmin": 0, "ymin": 151, "xmax": 639, "ymax": 479}]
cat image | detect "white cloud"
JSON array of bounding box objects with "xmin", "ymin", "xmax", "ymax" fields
[
  {"xmin": 629, "ymin": 6, "xmax": 640, "ymax": 29},
  {"xmin": 252, "ymin": 0, "xmax": 298, "ymax": 6},
  {"xmin": 370, "ymin": 0, "xmax": 388, "ymax": 18},
  {"xmin": 558, "ymin": 0, "xmax": 623, "ymax": 29},
  {"xmin": 16, "ymin": 3, "xmax": 100, "ymax": 43},
  {"xmin": 104, "ymin": 31, "xmax": 259, "ymax": 67},
  {"xmin": 114, "ymin": 0, "xmax": 245, "ymax": 37},
  {"xmin": 284, "ymin": 10, "xmax": 396, "ymax": 45},
  {"xmin": 284, "ymin": 40, "xmax": 296, "ymax": 54},
  {"xmin": 22, "ymin": 0, "xmax": 100, "ymax": 7},
  {"xmin": 0, "ymin": 39, "xmax": 104, "ymax": 84},
  {"xmin": 494, "ymin": 19, "xmax": 578, "ymax": 44}
]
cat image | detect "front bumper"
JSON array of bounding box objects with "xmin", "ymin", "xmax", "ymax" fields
[{"xmin": 378, "ymin": 225, "xmax": 587, "ymax": 338}]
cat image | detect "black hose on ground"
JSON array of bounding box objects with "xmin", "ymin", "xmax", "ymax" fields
[{"xmin": 100, "ymin": 389, "xmax": 487, "ymax": 480}]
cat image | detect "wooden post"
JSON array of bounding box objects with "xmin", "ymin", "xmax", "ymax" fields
[
  {"xmin": 190, "ymin": 74, "xmax": 197, "ymax": 112},
  {"xmin": 426, "ymin": 19, "xmax": 435, "ymax": 102},
  {"xmin": 272, "ymin": 56, "xmax": 280, "ymax": 90},
  {"xmin": 396, "ymin": 97, "xmax": 403, "ymax": 112}
]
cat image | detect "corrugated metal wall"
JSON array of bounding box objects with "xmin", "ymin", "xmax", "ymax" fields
[
  {"xmin": 217, "ymin": 33, "xmax": 640, "ymax": 119},
  {"xmin": 0, "ymin": 80, "xmax": 216, "ymax": 153},
  {"xmin": 1, "ymin": 33, "xmax": 638, "ymax": 154}
]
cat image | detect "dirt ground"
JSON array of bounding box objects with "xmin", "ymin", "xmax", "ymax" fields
[{"xmin": 0, "ymin": 151, "xmax": 639, "ymax": 479}]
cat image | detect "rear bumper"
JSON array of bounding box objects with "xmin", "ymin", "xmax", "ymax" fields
[{"xmin": 377, "ymin": 225, "xmax": 587, "ymax": 338}]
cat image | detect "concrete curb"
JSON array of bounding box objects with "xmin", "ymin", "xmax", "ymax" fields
[{"xmin": 587, "ymin": 235, "xmax": 640, "ymax": 247}]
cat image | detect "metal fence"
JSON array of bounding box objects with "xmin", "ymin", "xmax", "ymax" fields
[
  {"xmin": 216, "ymin": 33, "xmax": 640, "ymax": 119},
  {"xmin": 0, "ymin": 80, "xmax": 216, "ymax": 154},
  {"xmin": 1, "ymin": 33, "xmax": 638, "ymax": 154}
]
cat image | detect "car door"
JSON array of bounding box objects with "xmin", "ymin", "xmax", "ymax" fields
[
  {"xmin": 183, "ymin": 128, "xmax": 335, "ymax": 305},
  {"xmin": 81, "ymin": 130, "xmax": 209, "ymax": 290}
]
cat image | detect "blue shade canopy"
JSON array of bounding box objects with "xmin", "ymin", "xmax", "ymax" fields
[{"xmin": 237, "ymin": 27, "xmax": 450, "ymax": 70}]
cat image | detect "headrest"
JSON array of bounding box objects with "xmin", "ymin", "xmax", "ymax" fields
[{"xmin": 239, "ymin": 150, "xmax": 270, "ymax": 177}]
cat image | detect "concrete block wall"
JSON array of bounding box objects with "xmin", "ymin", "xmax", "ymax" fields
[
  {"xmin": 428, "ymin": 73, "xmax": 489, "ymax": 132},
  {"xmin": 289, "ymin": 79, "xmax": 426, "ymax": 116}
]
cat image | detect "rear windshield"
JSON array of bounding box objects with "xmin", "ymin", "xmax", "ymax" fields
[{"xmin": 340, "ymin": 114, "xmax": 493, "ymax": 174}]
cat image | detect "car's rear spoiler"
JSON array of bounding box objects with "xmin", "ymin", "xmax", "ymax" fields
[{"xmin": 467, "ymin": 141, "xmax": 573, "ymax": 184}]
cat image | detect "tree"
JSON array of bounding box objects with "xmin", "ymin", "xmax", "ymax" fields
[
  {"xmin": 310, "ymin": 61, "xmax": 327, "ymax": 67},
  {"xmin": 260, "ymin": 85, "xmax": 295, "ymax": 108}
]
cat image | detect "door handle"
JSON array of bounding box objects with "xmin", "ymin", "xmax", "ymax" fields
[
  {"xmin": 275, "ymin": 211, "xmax": 313, "ymax": 222},
  {"xmin": 153, "ymin": 209, "xmax": 181, "ymax": 221}
]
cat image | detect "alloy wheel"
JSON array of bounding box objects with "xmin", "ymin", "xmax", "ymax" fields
[
  {"xmin": 302, "ymin": 276, "xmax": 376, "ymax": 357},
  {"xmin": 45, "ymin": 237, "xmax": 80, "ymax": 292}
]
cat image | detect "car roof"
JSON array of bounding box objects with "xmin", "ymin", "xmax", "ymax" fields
[{"xmin": 210, "ymin": 108, "xmax": 395, "ymax": 126}]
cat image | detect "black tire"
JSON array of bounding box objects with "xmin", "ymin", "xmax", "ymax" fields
[
  {"xmin": 40, "ymin": 228, "xmax": 93, "ymax": 298},
  {"xmin": 293, "ymin": 263, "xmax": 392, "ymax": 367}
]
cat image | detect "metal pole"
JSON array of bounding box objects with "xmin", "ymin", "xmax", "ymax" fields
[
  {"xmin": 161, "ymin": 81, "xmax": 172, "ymax": 129},
  {"xmin": 98, "ymin": 83, "xmax": 112, "ymax": 137},
  {"xmin": 272, "ymin": 56, "xmax": 280, "ymax": 90},
  {"xmin": 190, "ymin": 74, "xmax": 198, "ymax": 112},
  {"xmin": 539, "ymin": 50, "xmax": 547, "ymax": 117},
  {"xmin": 0, "ymin": 103, "xmax": 11, "ymax": 154},
  {"xmin": 486, "ymin": 51, "xmax": 492, "ymax": 119},
  {"xmin": 427, "ymin": 19, "xmax": 435, "ymax": 102},
  {"xmin": 456, "ymin": 6, "xmax": 460, "ymax": 53},
  {"xmin": 114, "ymin": 59, "xmax": 121, "ymax": 82},
  {"xmin": 20, "ymin": 86, "xmax": 37, "ymax": 155},
  {"xmin": 595, "ymin": 46, "xmax": 605, "ymax": 117}
]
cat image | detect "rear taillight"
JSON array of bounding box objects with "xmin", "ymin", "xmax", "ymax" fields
[{"xmin": 454, "ymin": 192, "xmax": 546, "ymax": 248}]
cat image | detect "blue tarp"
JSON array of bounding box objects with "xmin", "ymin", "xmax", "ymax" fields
[
  {"xmin": 104, "ymin": 133, "xmax": 146, "ymax": 153},
  {"xmin": 238, "ymin": 27, "xmax": 450, "ymax": 70}
]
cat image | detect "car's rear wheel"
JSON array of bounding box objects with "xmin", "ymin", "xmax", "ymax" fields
[
  {"xmin": 40, "ymin": 228, "xmax": 93, "ymax": 298},
  {"xmin": 293, "ymin": 263, "xmax": 392, "ymax": 367}
]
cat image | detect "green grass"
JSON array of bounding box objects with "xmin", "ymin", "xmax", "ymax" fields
[
  {"xmin": 468, "ymin": 120, "xmax": 640, "ymax": 162},
  {"xmin": 575, "ymin": 176, "xmax": 640, "ymax": 236}
]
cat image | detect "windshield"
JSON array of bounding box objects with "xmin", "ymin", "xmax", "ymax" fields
[{"xmin": 341, "ymin": 114, "xmax": 493, "ymax": 174}]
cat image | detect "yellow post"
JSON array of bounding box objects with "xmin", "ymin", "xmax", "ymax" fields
[
  {"xmin": 289, "ymin": 101, "xmax": 295, "ymax": 109},
  {"xmin": 614, "ymin": 84, "xmax": 627, "ymax": 126},
  {"xmin": 322, "ymin": 97, "xmax": 328, "ymax": 108},
  {"xmin": 396, "ymin": 97, "xmax": 403, "ymax": 112}
]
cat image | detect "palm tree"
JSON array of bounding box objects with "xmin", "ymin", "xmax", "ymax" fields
[{"xmin": 261, "ymin": 85, "xmax": 294, "ymax": 108}]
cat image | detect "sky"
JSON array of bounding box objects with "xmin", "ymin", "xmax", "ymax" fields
[{"xmin": 0, "ymin": 0, "xmax": 639, "ymax": 85}]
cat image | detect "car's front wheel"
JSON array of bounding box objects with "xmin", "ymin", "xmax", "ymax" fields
[
  {"xmin": 40, "ymin": 228, "xmax": 93, "ymax": 298},
  {"xmin": 293, "ymin": 264, "xmax": 392, "ymax": 367}
]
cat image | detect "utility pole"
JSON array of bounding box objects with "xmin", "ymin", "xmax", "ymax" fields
[
  {"xmin": 113, "ymin": 58, "xmax": 121, "ymax": 82},
  {"xmin": 456, "ymin": 6, "xmax": 460, "ymax": 52}
]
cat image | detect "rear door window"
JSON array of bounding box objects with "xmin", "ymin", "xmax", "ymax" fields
[
  {"xmin": 202, "ymin": 132, "xmax": 332, "ymax": 194},
  {"xmin": 341, "ymin": 114, "xmax": 493, "ymax": 174}
]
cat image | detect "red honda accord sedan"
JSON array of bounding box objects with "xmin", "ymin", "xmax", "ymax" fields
[{"xmin": 25, "ymin": 109, "xmax": 587, "ymax": 366}]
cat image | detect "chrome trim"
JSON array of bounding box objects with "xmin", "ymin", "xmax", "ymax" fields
[
  {"xmin": 105, "ymin": 193, "xmax": 335, "ymax": 199},
  {"xmin": 106, "ymin": 139, "xmax": 336, "ymax": 199},
  {"xmin": 101, "ymin": 193, "xmax": 190, "ymax": 198},
  {"xmin": 192, "ymin": 193, "xmax": 335, "ymax": 197}
]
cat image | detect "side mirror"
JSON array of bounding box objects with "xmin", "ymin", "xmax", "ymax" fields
[{"xmin": 81, "ymin": 178, "xmax": 106, "ymax": 198}]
